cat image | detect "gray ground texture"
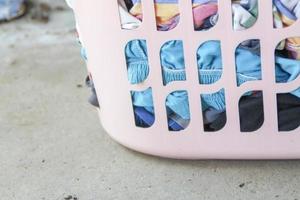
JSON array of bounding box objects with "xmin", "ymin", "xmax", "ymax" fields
[{"xmin": 1, "ymin": 0, "xmax": 300, "ymax": 199}]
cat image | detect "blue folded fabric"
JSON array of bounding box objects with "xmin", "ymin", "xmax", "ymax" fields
[
  {"xmin": 166, "ymin": 91, "xmax": 190, "ymax": 120},
  {"xmin": 160, "ymin": 40, "xmax": 186, "ymax": 85},
  {"xmin": 134, "ymin": 106, "xmax": 185, "ymax": 131},
  {"xmin": 201, "ymin": 89, "xmax": 226, "ymax": 112},
  {"xmin": 134, "ymin": 106, "xmax": 155, "ymax": 127},
  {"xmin": 127, "ymin": 39, "xmax": 300, "ymax": 121},
  {"xmin": 197, "ymin": 40, "xmax": 223, "ymax": 84},
  {"xmin": 235, "ymin": 47, "xmax": 262, "ymax": 84},
  {"xmin": 168, "ymin": 118, "xmax": 185, "ymax": 131},
  {"xmin": 125, "ymin": 40, "xmax": 150, "ymax": 84},
  {"xmin": 131, "ymin": 88, "xmax": 155, "ymax": 114}
]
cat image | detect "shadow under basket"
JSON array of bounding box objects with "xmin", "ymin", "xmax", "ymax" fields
[{"xmin": 72, "ymin": 0, "xmax": 300, "ymax": 159}]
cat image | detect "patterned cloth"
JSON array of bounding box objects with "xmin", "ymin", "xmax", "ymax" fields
[
  {"xmin": 273, "ymin": 0, "xmax": 300, "ymax": 60},
  {"xmin": 232, "ymin": 0, "xmax": 258, "ymax": 30},
  {"xmin": 129, "ymin": 0, "xmax": 219, "ymax": 31}
]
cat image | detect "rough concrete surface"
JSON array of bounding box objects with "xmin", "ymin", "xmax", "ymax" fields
[{"xmin": 1, "ymin": 1, "xmax": 300, "ymax": 200}]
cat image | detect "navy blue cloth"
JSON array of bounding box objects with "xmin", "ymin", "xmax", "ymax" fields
[
  {"xmin": 134, "ymin": 106, "xmax": 185, "ymax": 131},
  {"xmin": 207, "ymin": 93, "xmax": 300, "ymax": 132}
]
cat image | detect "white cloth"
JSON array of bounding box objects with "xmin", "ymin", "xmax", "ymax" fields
[
  {"xmin": 119, "ymin": 6, "xmax": 141, "ymax": 30},
  {"xmin": 232, "ymin": 3, "xmax": 255, "ymax": 31},
  {"xmin": 118, "ymin": 0, "xmax": 141, "ymax": 30}
]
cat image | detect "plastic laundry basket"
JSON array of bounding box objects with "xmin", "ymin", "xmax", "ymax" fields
[{"xmin": 71, "ymin": 0, "xmax": 300, "ymax": 159}]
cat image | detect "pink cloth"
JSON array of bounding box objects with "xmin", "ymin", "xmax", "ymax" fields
[{"xmin": 193, "ymin": 4, "xmax": 218, "ymax": 29}]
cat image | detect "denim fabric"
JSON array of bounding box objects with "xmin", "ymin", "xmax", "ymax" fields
[
  {"xmin": 134, "ymin": 107, "xmax": 155, "ymax": 127},
  {"xmin": 168, "ymin": 113, "xmax": 190, "ymax": 131}
]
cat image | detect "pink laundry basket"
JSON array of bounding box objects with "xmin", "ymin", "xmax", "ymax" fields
[{"xmin": 72, "ymin": 0, "xmax": 300, "ymax": 159}]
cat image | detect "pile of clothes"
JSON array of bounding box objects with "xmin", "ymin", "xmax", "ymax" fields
[
  {"xmin": 232, "ymin": 0, "xmax": 258, "ymax": 30},
  {"xmin": 273, "ymin": 0, "xmax": 300, "ymax": 60},
  {"xmin": 82, "ymin": 0, "xmax": 300, "ymax": 132},
  {"xmin": 0, "ymin": 0, "xmax": 25, "ymax": 22},
  {"xmin": 121, "ymin": 0, "xmax": 219, "ymax": 31}
]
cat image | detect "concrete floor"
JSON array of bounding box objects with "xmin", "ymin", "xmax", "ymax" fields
[{"xmin": 1, "ymin": 1, "xmax": 300, "ymax": 199}]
